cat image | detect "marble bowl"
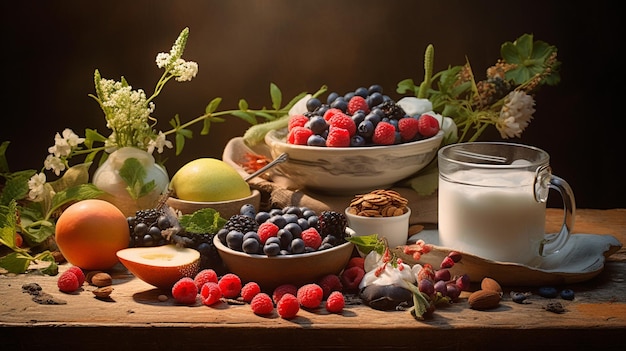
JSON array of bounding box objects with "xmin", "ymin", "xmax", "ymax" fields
[
  {"xmin": 264, "ymin": 128, "xmax": 444, "ymax": 195},
  {"xmin": 214, "ymin": 235, "xmax": 354, "ymax": 291},
  {"xmin": 166, "ymin": 189, "xmax": 261, "ymax": 219}
]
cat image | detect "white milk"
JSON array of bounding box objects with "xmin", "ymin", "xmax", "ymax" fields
[{"xmin": 438, "ymin": 169, "xmax": 546, "ymax": 264}]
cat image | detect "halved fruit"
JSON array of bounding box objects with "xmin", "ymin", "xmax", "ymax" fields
[{"xmin": 116, "ymin": 245, "xmax": 200, "ymax": 290}]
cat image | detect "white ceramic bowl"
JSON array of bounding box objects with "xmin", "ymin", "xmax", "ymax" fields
[
  {"xmin": 264, "ymin": 128, "xmax": 443, "ymax": 195},
  {"xmin": 214, "ymin": 236, "xmax": 354, "ymax": 292}
]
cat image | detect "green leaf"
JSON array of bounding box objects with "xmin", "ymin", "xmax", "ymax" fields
[
  {"xmin": 0, "ymin": 251, "xmax": 31, "ymax": 274},
  {"xmin": 48, "ymin": 162, "xmax": 91, "ymax": 193},
  {"xmin": 201, "ymin": 118, "xmax": 211, "ymax": 135},
  {"xmin": 49, "ymin": 183, "xmax": 104, "ymax": 213},
  {"xmin": 0, "ymin": 169, "xmax": 36, "ymax": 206},
  {"xmin": 175, "ymin": 132, "xmax": 186, "ymax": 156},
  {"xmin": 205, "ymin": 97, "xmax": 222, "ymax": 114},
  {"xmin": 346, "ymin": 234, "xmax": 383, "ymax": 255},
  {"xmin": 231, "ymin": 111, "xmax": 257, "ymax": 125},
  {"xmin": 270, "ymin": 83, "xmax": 282, "ymax": 110},
  {"xmin": 238, "ymin": 98, "xmax": 249, "ymax": 111},
  {"xmin": 396, "ymin": 78, "xmax": 418, "ymax": 95},
  {"xmin": 117, "ymin": 157, "xmax": 154, "ymax": 200},
  {"xmin": 0, "ymin": 141, "xmax": 10, "ymax": 173},
  {"xmin": 178, "ymin": 208, "xmax": 227, "ymax": 234}
]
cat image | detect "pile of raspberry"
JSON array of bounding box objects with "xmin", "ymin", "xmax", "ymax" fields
[
  {"xmin": 287, "ymin": 84, "xmax": 440, "ymax": 147},
  {"xmin": 170, "ymin": 256, "xmax": 367, "ymax": 319}
]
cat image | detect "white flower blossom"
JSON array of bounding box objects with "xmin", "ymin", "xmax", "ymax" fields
[
  {"xmin": 172, "ymin": 59, "xmax": 198, "ymax": 82},
  {"xmin": 44, "ymin": 155, "xmax": 66, "ymax": 176},
  {"xmin": 147, "ymin": 131, "xmax": 173, "ymax": 154},
  {"xmin": 496, "ymin": 91, "xmax": 535, "ymax": 138},
  {"xmin": 155, "ymin": 52, "xmax": 170, "ymax": 68},
  {"xmin": 62, "ymin": 128, "xmax": 85, "ymax": 147},
  {"xmin": 27, "ymin": 173, "xmax": 47, "ymax": 201}
]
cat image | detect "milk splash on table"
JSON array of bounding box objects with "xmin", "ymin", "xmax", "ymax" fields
[{"xmin": 438, "ymin": 166, "xmax": 546, "ymax": 265}]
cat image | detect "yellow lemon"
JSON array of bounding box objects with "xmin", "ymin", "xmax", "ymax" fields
[{"xmin": 170, "ymin": 158, "xmax": 250, "ymax": 202}]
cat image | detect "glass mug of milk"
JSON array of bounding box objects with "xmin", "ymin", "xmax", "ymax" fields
[{"xmin": 437, "ymin": 142, "xmax": 575, "ymax": 266}]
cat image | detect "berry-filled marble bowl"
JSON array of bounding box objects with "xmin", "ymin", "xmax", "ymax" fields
[
  {"xmin": 213, "ymin": 235, "xmax": 354, "ymax": 292},
  {"xmin": 264, "ymin": 128, "xmax": 444, "ymax": 195}
]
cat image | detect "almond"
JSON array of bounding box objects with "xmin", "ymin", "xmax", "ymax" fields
[
  {"xmin": 92, "ymin": 286, "xmax": 114, "ymax": 299},
  {"xmin": 91, "ymin": 272, "xmax": 113, "ymax": 287},
  {"xmin": 480, "ymin": 277, "xmax": 503, "ymax": 296},
  {"xmin": 468, "ymin": 289, "xmax": 501, "ymax": 310}
]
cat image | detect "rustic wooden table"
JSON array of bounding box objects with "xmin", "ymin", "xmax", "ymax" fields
[{"xmin": 1, "ymin": 208, "xmax": 625, "ymax": 350}]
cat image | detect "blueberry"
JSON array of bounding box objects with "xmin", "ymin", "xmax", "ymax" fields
[
  {"xmin": 289, "ymin": 238, "xmax": 305, "ymax": 254},
  {"xmin": 240, "ymin": 203, "xmax": 256, "ymax": 217},
  {"xmin": 344, "ymin": 91, "xmax": 355, "ymax": 101},
  {"xmin": 326, "ymin": 92, "xmax": 339, "ymax": 105},
  {"xmin": 308, "ymin": 116, "xmax": 328, "ymax": 135},
  {"xmin": 350, "ymin": 135, "xmax": 366, "ymax": 147},
  {"xmin": 510, "ymin": 291, "xmax": 530, "ymax": 304},
  {"xmin": 358, "ymin": 120, "xmax": 375, "ymax": 138},
  {"xmin": 282, "ymin": 213, "xmax": 299, "ymax": 224},
  {"xmin": 226, "ymin": 230, "xmax": 244, "ymax": 250},
  {"xmin": 263, "ymin": 242, "xmax": 281, "ymax": 256},
  {"xmin": 242, "ymin": 237, "xmax": 261, "ymax": 254},
  {"xmin": 255, "ymin": 211, "xmax": 271, "ymax": 224},
  {"xmin": 351, "ymin": 111, "xmax": 366, "ymax": 125},
  {"xmin": 267, "ymin": 215, "xmax": 287, "ymax": 228},
  {"xmin": 537, "ymin": 286, "xmax": 559, "ymax": 298},
  {"xmin": 330, "ymin": 98, "xmax": 347, "ymax": 112},
  {"xmin": 307, "ymin": 134, "xmax": 327, "ymax": 147},
  {"xmin": 367, "ymin": 92, "xmax": 384, "ymax": 108},
  {"xmin": 560, "ymin": 289, "xmax": 575, "ymax": 300},
  {"xmin": 306, "ymin": 97, "xmax": 322, "ymax": 112},
  {"xmin": 368, "ymin": 84, "xmax": 383, "ymax": 94},
  {"xmin": 354, "ymin": 86, "xmax": 368, "ymax": 98}
]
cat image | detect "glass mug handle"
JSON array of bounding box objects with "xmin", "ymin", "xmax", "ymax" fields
[{"xmin": 534, "ymin": 165, "xmax": 576, "ymax": 256}]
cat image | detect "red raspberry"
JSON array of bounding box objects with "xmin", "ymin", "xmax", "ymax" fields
[
  {"xmin": 194, "ymin": 268, "xmax": 218, "ymax": 292},
  {"xmin": 418, "ymin": 114, "xmax": 440, "ymax": 137},
  {"xmin": 326, "ymin": 126, "xmax": 350, "ymax": 147},
  {"xmin": 372, "ymin": 121, "xmax": 397, "ymax": 145},
  {"xmin": 323, "ymin": 108, "xmax": 343, "ymax": 121},
  {"xmin": 276, "ymin": 293, "xmax": 300, "ymax": 319},
  {"xmin": 325, "ymin": 291, "xmax": 345, "ymax": 313},
  {"xmin": 272, "ymin": 283, "xmax": 298, "ymax": 304},
  {"xmin": 67, "ymin": 266, "xmax": 85, "ymax": 286},
  {"xmin": 287, "ymin": 126, "xmax": 313, "ymax": 145},
  {"xmin": 346, "ymin": 256, "xmax": 365, "ymax": 270},
  {"xmin": 250, "ymin": 292, "xmax": 274, "ymax": 315},
  {"xmin": 288, "ymin": 114, "xmax": 309, "ymax": 131},
  {"xmin": 297, "ymin": 283, "xmax": 323, "ymax": 309},
  {"xmin": 317, "ymin": 274, "xmax": 343, "ymax": 299},
  {"xmin": 347, "ymin": 95, "xmax": 370, "ymax": 115},
  {"xmin": 257, "ymin": 222, "xmax": 279, "ymax": 245},
  {"xmin": 340, "ymin": 266, "xmax": 365, "ymax": 291},
  {"xmin": 218, "ymin": 273, "xmax": 242, "ymax": 299},
  {"xmin": 240, "ymin": 281, "xmax": 261, "ymax": 303},
  {"xmin": 398, "ymin": 117, "xmax": 420, "ymax": 141},
  {"xmin": 57, "ymin": 270, "xmax": 80, "ymax": 293},
  {"xmin": 171, "ymin": 277, "xmax": 198, "ymax": 305},
  {"xmin": 328, "ymin": 113, "xmax": 356, "ymax": 136},
  {"xmin": 200, "ymin": 282, "xmax": 222, "ymax": 306},
  {"xmin": 300, "ymin": 227, "xmax": 322, "ymax": 250}
]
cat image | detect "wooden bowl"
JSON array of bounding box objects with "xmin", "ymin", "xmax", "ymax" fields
[
  {"xmin": 166, "ymin": 189, "xmax": 261, "ymax": 219},
  {"xmin": 214, "ymin": 235, "xmax": 354, "ymax": 292}
]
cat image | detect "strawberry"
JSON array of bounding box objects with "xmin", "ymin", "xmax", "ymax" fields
[
  {"xmin": 372, "ymin": 121, "xmax": 396, "ymax": 145},
  {"xmin": 347, "ymin": 95, "xmax": 370, "ymax": 115},
  {"xmin": 326, "ymin": 126, "xmax": 351, "ymax": 147},
  {"xmin": 398, "ymin": 117, "xmax": 420, "ymax": 141},
  {"xmin": 418, "ymin": 114, "xmax": 440, "ymax": 137}
]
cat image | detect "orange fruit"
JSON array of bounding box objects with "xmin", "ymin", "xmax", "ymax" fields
[{"xmin": 55, "ymin": 199, "xmax": 130, "ymax": 270}]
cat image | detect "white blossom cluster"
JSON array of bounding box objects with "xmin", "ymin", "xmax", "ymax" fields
[{"xmin": 496, "ymin": 91, "xmax": 536, "ymax": 139}]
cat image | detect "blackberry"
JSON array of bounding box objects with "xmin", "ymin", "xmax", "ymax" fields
[
  {"xmin": 223, "ymin": 214, "xmax": 259, "ymax": 234},
  {"xmin": 128, "ymin": 207, "xmax": 169, "ymax": 247},
  {"xmin": 318, "ymin": 211, "xmax": 347, "ymax": 243},
  {"xmin": 378, "ymin": 100, "xmax": 406, "ymax": 120}
]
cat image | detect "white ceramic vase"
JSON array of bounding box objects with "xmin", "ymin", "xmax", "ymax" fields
[{"xmin": 92, "ymin": 147, "xmax": 169, "ymax": 217}]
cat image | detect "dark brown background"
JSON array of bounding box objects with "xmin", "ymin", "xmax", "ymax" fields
[{"xmin": 1, "ymin": 0, "xmax": 623, "ymax": 209}]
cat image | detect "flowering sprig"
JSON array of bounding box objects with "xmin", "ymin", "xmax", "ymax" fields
[{"xmin": 397, "ymin": 33, "xmax": 561, "ymax": 143}]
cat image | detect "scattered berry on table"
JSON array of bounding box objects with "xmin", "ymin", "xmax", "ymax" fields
[
  {"xmin": 346, "ymin": 256, "xmax": 365, "ymax": 270},
  {"xmin": 317, "ymin": 274, "xmax": 343, "ymax": 299},
  {"xmin": 218, "ymin": 273, "xmax": 242, "ymax": 299},
  {"xmin": 194, "ymin": 268, "xmax": 218, "ymax": 292},
  {"xmin": 171, "ymin": 277, "xmax": 198, "ymax": 305},
  {"xmin": 240, "ymin": 282, "xmax": 262, "ymax": 303},
  {"xmin": 325, "ymin": 291, "xmax": 345, "ymax": 313},
  {"xmin": 200, "ymin": 282, "xmax": 222, "ymax": 306},
  {"xmin": 297, "ymin": 283, "xmax": 324, "ymax": 309},
  {"xmin": 57, "ymin": 270, "xmax": 80, "ymax": 293},
  {"xmin": 250, "ymin": 293, "xmax": 274, "ymax": 315},
  {"xmin": 67, "ymin": 266, "xmax": 85, "ymax": 286},
  {"xmin": 273, "ymin": 284, "xmax": 299, "ymax": 304},
  {"xmin": 276, "ymin": 293, "xmax": 300, "ymax": 319},
  {"xmin": 340, "ymin": 266, "xmax": 365, "ymax": 292},
  {"xmin": 537, "ymin": 286, "xmax": 559, "ymax": 298},
  {"xmin": 559, "ymin": 289, "xmax": 575, "ymax": 300}
]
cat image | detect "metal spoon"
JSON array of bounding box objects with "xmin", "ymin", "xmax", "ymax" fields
[{"xmin": 244, "ymin": 152, "xmax": 289, "ymax": 182}]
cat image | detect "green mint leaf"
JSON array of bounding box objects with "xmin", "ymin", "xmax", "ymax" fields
[
  {"xmin": 0, "ymin": 169, "xmax": 35, "ymax": 206},
  {"xmin": 178, "ymin": 208, "xmax": 227, "ymax": 234},
  {"xmin": 117, "ymin": 157, "xmax": 156, "ymax": 199},
  {"xmin": 50, "ymin": 183, "xmax": 104, "ymax": 212}
]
